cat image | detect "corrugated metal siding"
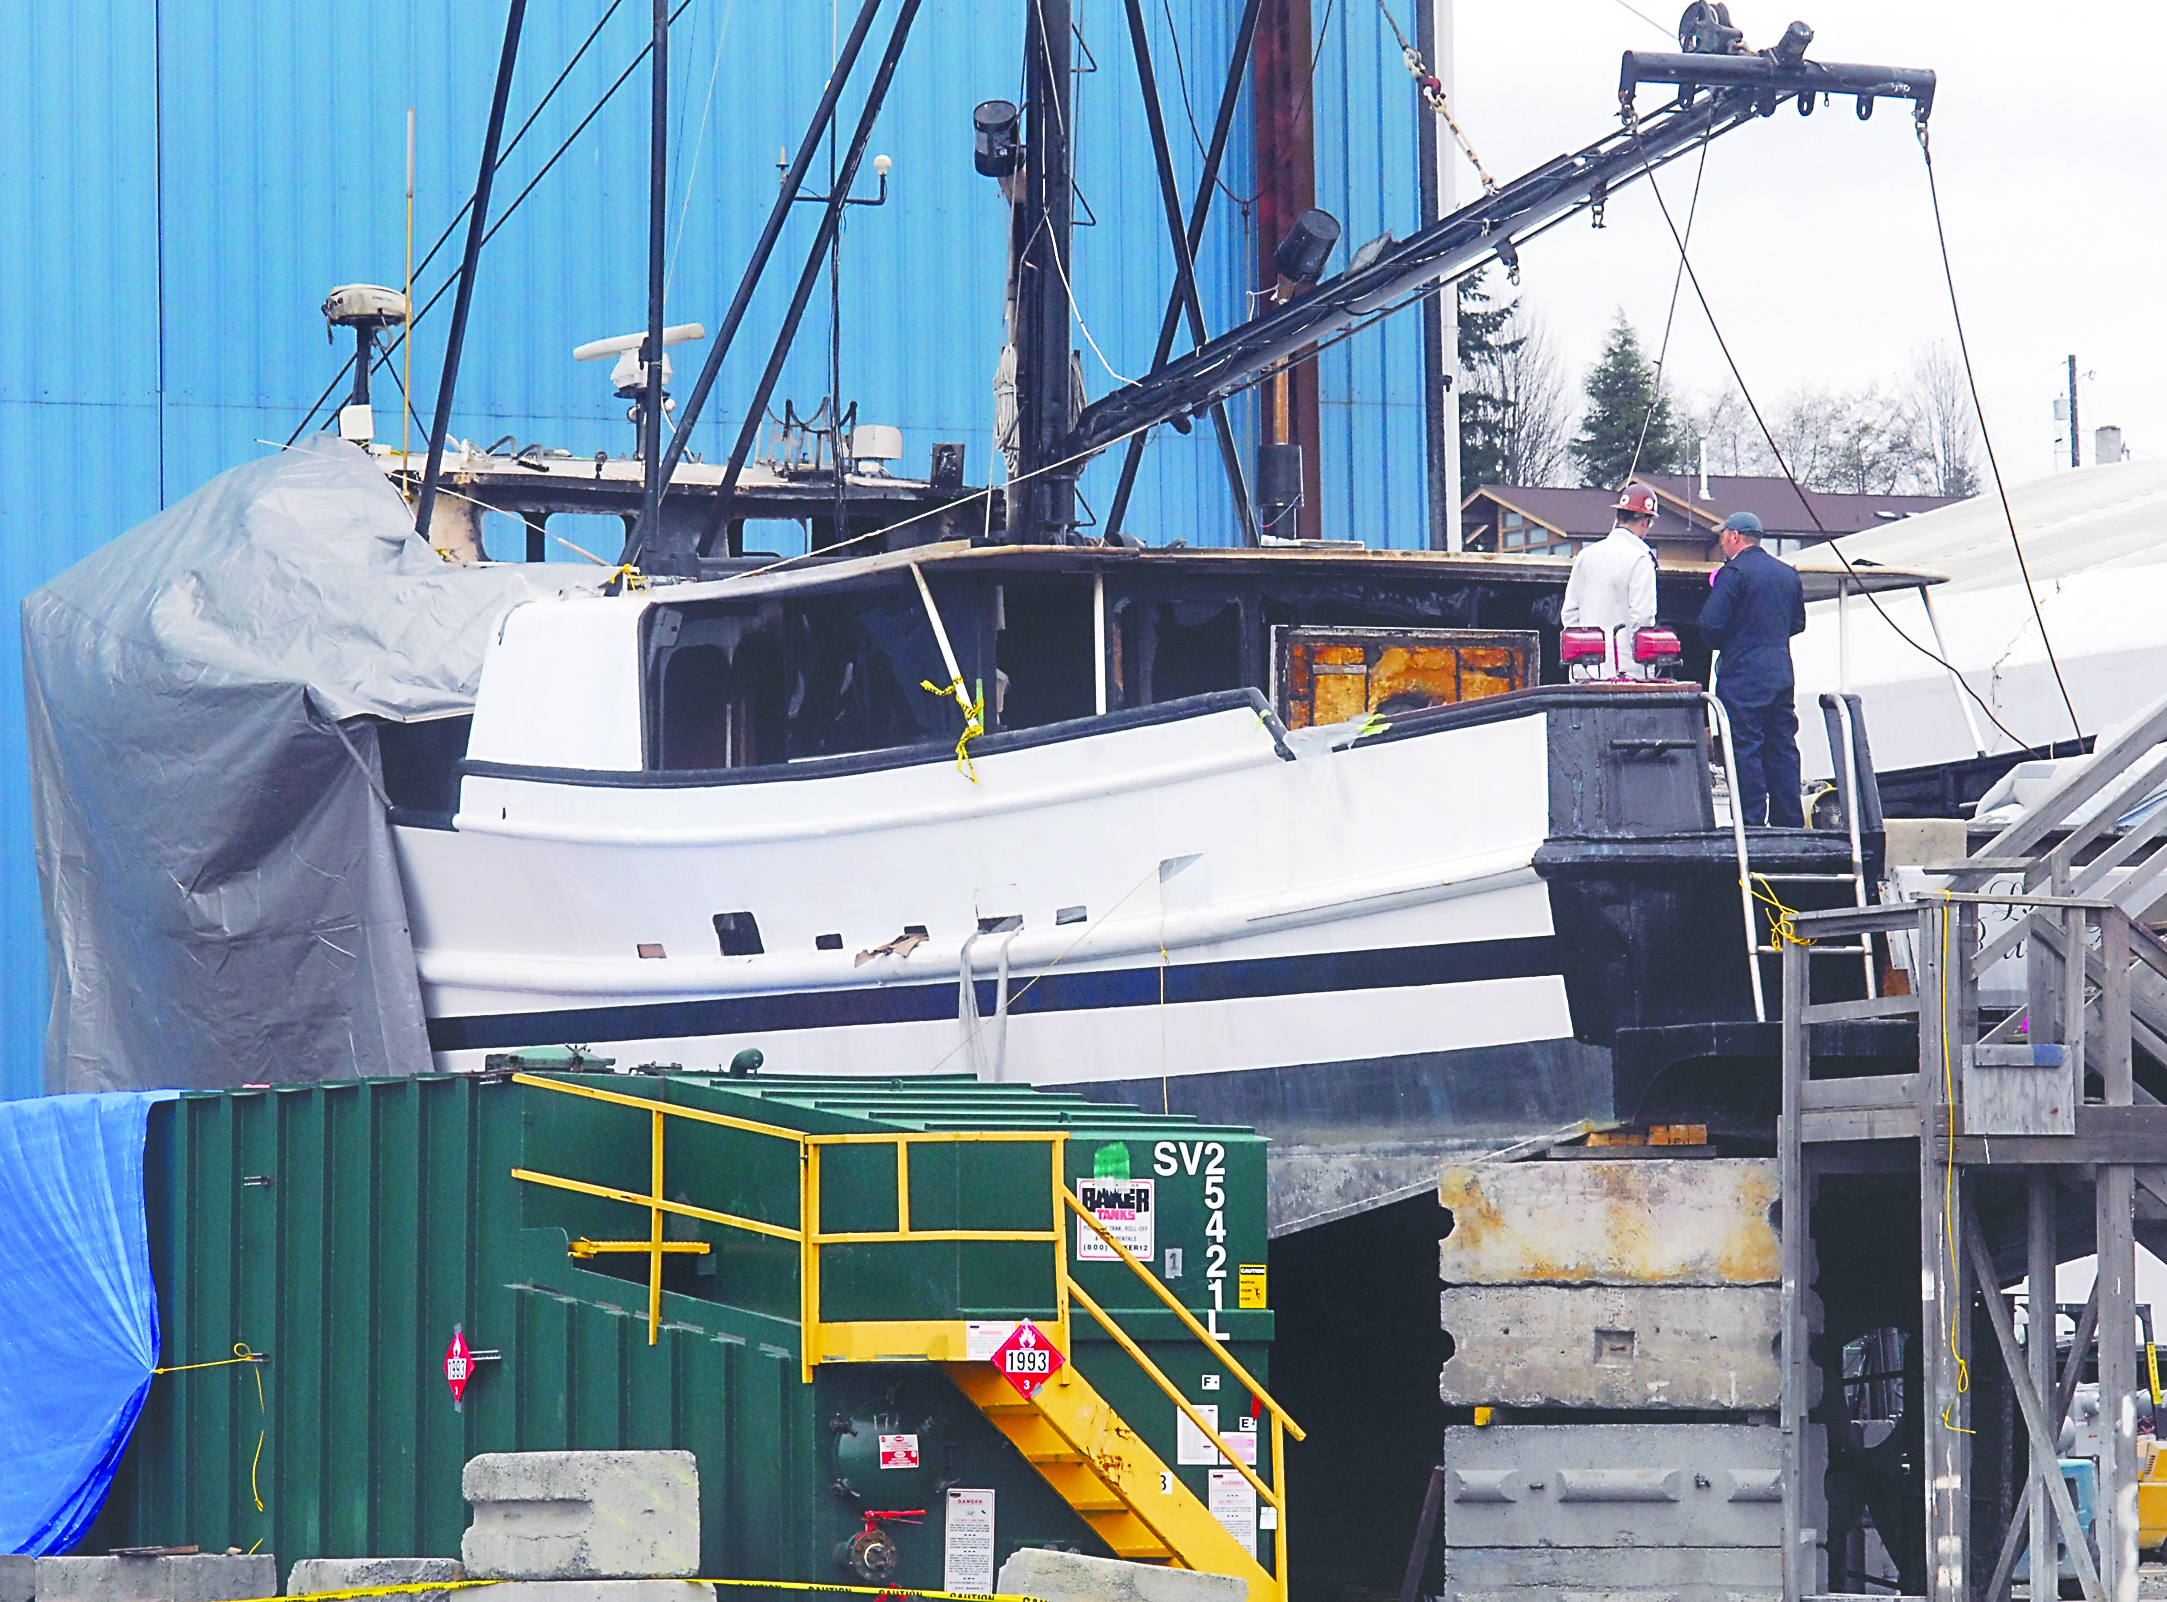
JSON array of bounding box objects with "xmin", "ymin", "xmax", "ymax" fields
[
  {"xmin": 3, "ymin": 2, "xmax": 1422, "ymax": 1097},
  {"xmin": 1310, "ymin": 0, "xmax": 1431, "ymax": 548},
  {"xmin": 90, "ymin": 1076, "xmax": 817, "ymax": 1572},
  {"xmin": 86, "ymin": 1073, "xmax": 1273, "ymax": 1585}
]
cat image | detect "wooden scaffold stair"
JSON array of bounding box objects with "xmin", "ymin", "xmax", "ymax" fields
[{"xmin": 945, "ymin": 1361, "xmax": 1277, "ymax": 1600}]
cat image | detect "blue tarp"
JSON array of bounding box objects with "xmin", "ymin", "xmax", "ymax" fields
[{"xmin": 0, "ymin": 1092, "xmax": 175, "ymax": 1554}]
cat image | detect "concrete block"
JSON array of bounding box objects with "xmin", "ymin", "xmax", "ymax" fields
[
  {"xmin": 1439, "ymin": 1425, "xmax": 1787, "ymax": 1550},
  {"xmin": 997, "ymin": 1549, "xmax": 1247, "ymax": 1602},
  {"xmin": 36, "ymin": 1556, "xmax": 279, "ymax": 1602},
  {"xmin": 1438, "ymin": 1160, "xmax": 1777, "ymax": 1287},
  {"xmin": 1440, "ymin": 1285, "xmax": 1779, "ymax": 1409},
  {"xmin": 469, "ymin": 1584, "xmax": 712, "ymax": 1602},
  {"xmin": 1884, "ymin": 817, "xmax": 1967, "ymax": 868},
  {"xmin": 286, "ymin": 1560, "xmax": 462, "ymax": 1601},
  {"xmin": 1442, "ymin": 1543, "xmax": 1779, "ymax": 1602},
  {"xmin": 1, "ymin": 1558, "xmax": 34, "ymax": 1602},
  {"xmin": 462, "ymin": 1452, "xmax": 698, "ymax": 1580}
]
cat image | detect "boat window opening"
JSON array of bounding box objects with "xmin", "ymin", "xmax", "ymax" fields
[
  {"xmin": 509, "ymin": 511, "xmax": 624, "ymax": 566},
  {"xmin": 1055, "ymin": 905, "xmax": 1087, "ymax": 926},
  {"xmin": 378, "ymin": 715, "xmax": 472, "ymax": 814},
  {"xmin": 904, "ymin": 924, "xmax": 929, "ymax": 938},
  {"xmin": 782, "ymin": 592, "xmax": 975, "ymax": 761},
  {"xmin": 713, "ymin": 912, "xmax": 764, "ymax": 956},
  {"xmin": 976, "ymin": 914, "xmax": 1022, "ymax": 934},
  {"xmin": 815, "ymin": 933, "xmax": 844, "ymax": 951},
  {"xmin": 994, "ymin": 581, "xmax": 1095, "ymax": 731},
  {"xmin": 656, "ymin": 632, "xmax": 785, "ymax": 771},
  {"xmin": 637, "ymin": 943, "xmax": 667, "ymax": 959},
  {"xmin": 1135, "ymin": 599, "xmax": 1244, "ymax": 707},
  {"xmin": 734, "ymin": 518, "xmax": 807, "ymax": 560}
]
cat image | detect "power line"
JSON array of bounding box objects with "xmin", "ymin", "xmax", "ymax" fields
[
  {"xmin": 1627, "ymin": 127, "xmax": 1710, "ymax": 482},
  {"xmin": 1916, "ymin": 123, "xmax": 2084, "ymax": 745},
  {"xmin": 1625, "ymin": 119, "xmax": 2039, "ymax": 756},
  {"xmin": 287, "ymin": 0, "xmax": 692, "ymax": 447}
]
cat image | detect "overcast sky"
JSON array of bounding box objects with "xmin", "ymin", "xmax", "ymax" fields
[{"xmin": 1445, "ymin": 0, "xmax": 2166, "ymax": 474}]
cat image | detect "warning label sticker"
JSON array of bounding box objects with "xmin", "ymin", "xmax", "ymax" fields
[
  {"xmin": 878, "ymin": 1433, "xmax": 920, "ymax": 1470},
  {"xmin": 1208, "ymin": 1470, "xmax": 1256, "ymax": 1555},
  {"xmin": 1075, "ymin": 1177, "xmax": 1154, "ymax": 1262},
  {"xmin": 1175, "ymin": 1404, "xmax": 1258, "ymax": 1466}
]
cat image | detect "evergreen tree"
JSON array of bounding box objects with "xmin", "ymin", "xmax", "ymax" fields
[
  {"xmin": 1456, "ymin": 270, "xmax": 1519, "ymax": 489},
  {"xmin": 1569, "ymin": 312, "xmax": 1686, "ymax": 489}
]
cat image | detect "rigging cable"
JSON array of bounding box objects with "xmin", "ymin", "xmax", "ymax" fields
[
  {"xmin": 1626, "ymin": 127, "xmax": 1711, "ymax": 483},
  {"xmin": 1158, "ymin": 0, "xmax": 1258, "ymax": 208},
  {"xmin": 1371, "ymin": 0, "xmax": 1495, "ymax": 193},
  {"xmin": 1624, "ymin": 115, "xmax": 2038, "ymax": 755},
  {"xmin": 1916, "ymin": 119, "xmax": 2083, "ymax": 744},
  {"xmin": 286, "ymin": 0, "xmax": 686, "ymax": 446}
]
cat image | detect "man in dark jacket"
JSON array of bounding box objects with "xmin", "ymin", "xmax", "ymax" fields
[{"xmin": 1699, "ymin": 511, "xmax": 1808, "ymax": 827}]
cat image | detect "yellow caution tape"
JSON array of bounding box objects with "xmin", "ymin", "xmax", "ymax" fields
[
  {"xmin": 2149, "ymin": 1338, "xmax": 2162, "ymax": 1410},
  {"xmin": 262, "ymin": 1582, "xmax": 1051, "ymax": 1602},
  {"xmin": 919, "ymin": 676, "xmax": 986, "ymax": 783}
]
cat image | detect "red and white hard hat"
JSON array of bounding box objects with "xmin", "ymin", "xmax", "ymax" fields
[{"xmin": 1614, "ymin": 484, "xmax": 1658, "ymax": 519}]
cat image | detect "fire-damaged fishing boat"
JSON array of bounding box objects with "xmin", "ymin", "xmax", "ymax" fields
[
  {"xmin": 27, "ymin": 7, "xmax": 1940, "ymax": 1223},
  {"xmin": 390, "ymin": 535, "xmax": 1885, "ymax": 1216}
]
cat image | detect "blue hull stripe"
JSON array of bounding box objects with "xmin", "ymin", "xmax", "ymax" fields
[{"xmin": 426, "ymin": 936, "xmax": 1563, "ymax": 1053}]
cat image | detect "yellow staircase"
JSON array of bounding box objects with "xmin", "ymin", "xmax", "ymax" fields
[
  {"xmin": 945, "ymin": 1360, "xmax": 1278, "ymax": 1600},
  {"xmin": 507, "ymin": 1078, "xmax": 1295, "ymax": 1600}
]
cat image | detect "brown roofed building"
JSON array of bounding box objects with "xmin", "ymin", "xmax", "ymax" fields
[{"xmin": 1461, "ymin": 474, "xmax": 1962, "ymax": 566}]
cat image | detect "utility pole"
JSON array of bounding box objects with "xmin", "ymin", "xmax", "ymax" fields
[
  {"xmin": 2067, "ymin": 353, "xmax": 2081, "ymax": 469},
  {"xmin": 1415, "ymin": 0, "xmax": 1461, "ymax": 551}
]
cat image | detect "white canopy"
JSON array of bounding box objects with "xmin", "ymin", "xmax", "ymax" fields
[{"xmin": 1785, "ymin": 461, "xmax": 2167, "ymax": 783}]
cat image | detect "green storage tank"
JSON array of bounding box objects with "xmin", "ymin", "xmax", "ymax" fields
[{"xmin": 87, "ymin": 1073, "xmax": 1288, "ymax": 1600}]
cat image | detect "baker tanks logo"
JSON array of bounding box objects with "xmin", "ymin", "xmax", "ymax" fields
[{"xmin": 1075, "ymin": 1177, "xmax": 1155, "ymax": 1261}]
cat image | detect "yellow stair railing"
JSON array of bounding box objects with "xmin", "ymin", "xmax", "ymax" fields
[{"xmin": 507, "ymin": 1073, "xmax": 1298, "ymax": 1596}]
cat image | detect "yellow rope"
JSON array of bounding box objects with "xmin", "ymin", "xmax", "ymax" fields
[
  {"xmin": 1747, "ymin": 875, "xmax": 1812, "ymax": 949},
  {"xmin": 153, "ymin": 1345, "xmax": 269, "ymax": 1510},
  {"xmin": 153, "ymin": 1342, "xmax": 266, "ymax": 1375},
  {"xmin": 919, "ymin": 677, "xmax": 985, "ymax": 783},
  {"xmin": 1938, "ymin": 898, "xmax": 1972, "ymax": 1434}
]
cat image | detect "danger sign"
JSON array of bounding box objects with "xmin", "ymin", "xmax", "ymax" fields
[{"xmin": 989, "ymin": 1318, "xmax": 1065, "ymax": 1400}]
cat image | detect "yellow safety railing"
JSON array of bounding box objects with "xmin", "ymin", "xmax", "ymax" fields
[
  {"xmin": 510, "ymin": 1073, "xmax": 799, "ymax": 1344},
  {"xmin": 1062, "ymin": 1190, "xmax": 1303, "ymax": 1587},
  {"xmin": 508, "ymin": 1075, "xmax": 1293, "ymax": 1579},
  {"xmin": 798, "ymin": 1129, "xmax": 1072, "ymax": 1382},
  {"xmin": 508, "ymin": 1075, "xmax": 1071, "ymax": 1371}
]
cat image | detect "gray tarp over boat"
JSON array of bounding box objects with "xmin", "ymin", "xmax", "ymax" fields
[{"xmin": 24, "ymin": 438, "xmax": 593, "ymax": 1093}]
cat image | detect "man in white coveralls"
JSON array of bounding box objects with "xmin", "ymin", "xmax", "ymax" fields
[{"xmin": 1560, "ymin": 483, "xmax": 1661, "ymax": 678}]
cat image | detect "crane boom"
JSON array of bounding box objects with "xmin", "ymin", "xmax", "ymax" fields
[{"xmin": 1065, "ymin": 34, "xmax": 1934, "ymax": 462}]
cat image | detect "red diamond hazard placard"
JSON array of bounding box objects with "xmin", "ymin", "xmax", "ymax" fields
[
  {"xmin": 989, "ymin": 1318, "xmax": 1065, "ymax": 1399},
  {"xmin": 444, "ymin": 1327, "xmax": 473, "ymax": 1406}
]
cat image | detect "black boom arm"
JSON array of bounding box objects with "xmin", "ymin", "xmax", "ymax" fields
[{"xmin": 1064, "ymin": 30, "xmax": 1933, "ymax": 461}]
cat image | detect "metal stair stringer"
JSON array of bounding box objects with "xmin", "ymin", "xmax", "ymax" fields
[{"xmin": 943, "ymin": 1362, "xmax": 1277, "ymax": 1600}]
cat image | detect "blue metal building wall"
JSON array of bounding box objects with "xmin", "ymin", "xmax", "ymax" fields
[
  {"xmin": 2, "ymin": 1, "xmax": 1425, "ymax": 1097},
  {"xmin": 1310, "ymin": 0, "xmax": 1431, "ymax": 548}
]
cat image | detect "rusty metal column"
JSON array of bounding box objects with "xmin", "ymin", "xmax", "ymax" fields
[
  {"xmin": 1918, "ymin": 899, "xmax": 1970, "ymax": 1602},
  {"xmin": 1253, "ymin": 0, "xmax": 1321, "ymax": 540},
  {"xmin": 1413, "ymin": 0, "xmax": 1459, "ymax": 551}
]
